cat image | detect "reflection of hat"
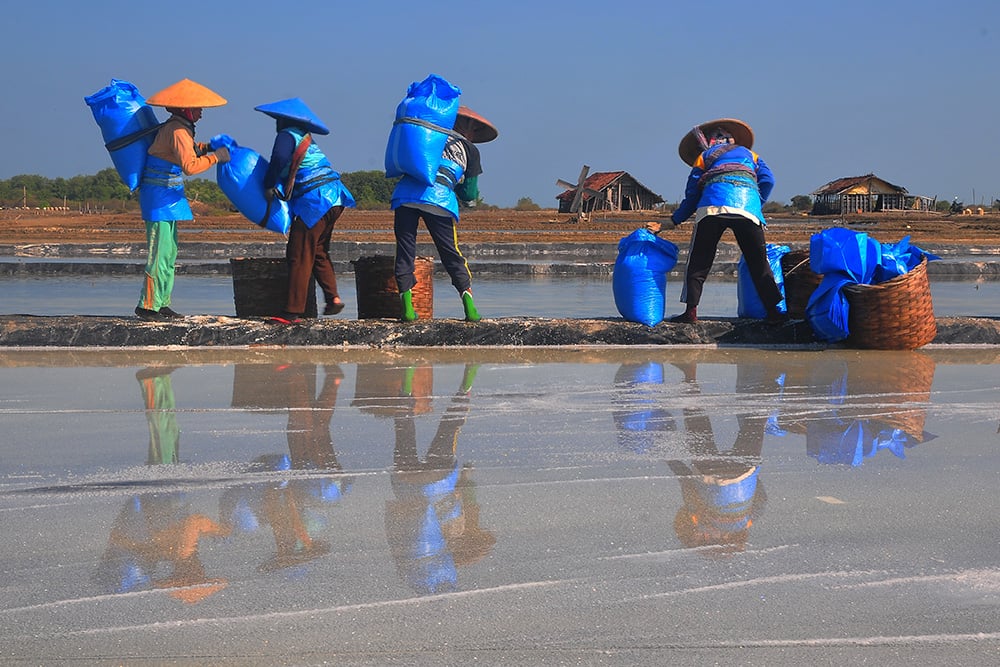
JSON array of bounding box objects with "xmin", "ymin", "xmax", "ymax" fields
[
  {"xmin": 254, "ymin": 97, "xmax": 330, "ymax": 135},
  {"xmin": 146, "ymin": 78, "xmax": 227, "ymax": 108},
  {"xmin": 166, "ymin": 581, "xmax": 228, "ymax": 603},
  {"xmin": 678, "ymin": 118, "xmax": 754, "ymax": 166},
  {"xmin": 456, "ymin": 106, "xmax": 498, "ymax": 143},
  {"xmin": 673, "ymin": 470, "xmax": 765, "ymax": 558}
]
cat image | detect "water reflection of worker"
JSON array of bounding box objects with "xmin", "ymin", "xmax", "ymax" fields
[
  {"xmin": 383, "ymin": 364, "xmax": 496, "ymax": 594},
  {"xmin": 95, "ymin": 493, "xmax": 230, "ymax": 603},
  {"xmin": 136, "ymin": 365, "xmax": 181, "ymax": 464},
  {"xmin": 666, "ymin": 362, "xmax": 770, "ymax": 558},
  {"xmin": 220, "ymin": 364, "xmax": 349, "ymax": 573},
  {"xmin": 95, "ymin": 367, "xmax": 229, "ymax": 602}
]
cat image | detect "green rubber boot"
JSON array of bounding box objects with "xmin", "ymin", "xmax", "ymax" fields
[
  {"xmin": 400, "ymin": 289, "xmax": 417, "ymax": 322},
  {"xmin": 461, "ymin": 290, "xmax": 481, "ymax": 322}
]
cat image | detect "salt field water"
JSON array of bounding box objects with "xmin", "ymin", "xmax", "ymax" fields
[
  {"xmin": 1, "ymin": 272, "xmax": 998, "ymax": 319},
  {"xmin": 1, "ymin": 347, "xmax": 998, "ymax": 663}
]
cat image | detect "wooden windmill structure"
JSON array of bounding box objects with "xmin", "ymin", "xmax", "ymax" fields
[{"xmin": 556, "ymin": 165, "xmax": 601, "ymax": 222}]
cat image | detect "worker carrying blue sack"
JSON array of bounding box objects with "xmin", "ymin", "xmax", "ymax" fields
[
  {"xmin": 255, "ymin": 97, "xmax": 356, "ymax": 324},
  {"xmin": 647, "ymin": 118, "xmax": 786, "ymax": 325},
  {"xmin": 133, "ymin": 78, "xmax": 230, "ymax": 322},
  {"xmin": 384, "ymin": 74, "xmax": 498, "ymax": 322}
]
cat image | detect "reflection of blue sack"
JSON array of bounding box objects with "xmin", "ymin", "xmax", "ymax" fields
[
  {"xmin": 384, "ymin": 74, "xmax": 462, "ymax": 186},
  {"xmin": 808, "ymin": 419, "xmax": 911, "ymax": 466},
  {"xmin": 614, "ymin": 362, "xmax": 673, "ymax": 453},
  {"xmin": 738, "ymin": 243, "xmax": 789, "ymax": 318},
  {"xmin": 84, "ymin": 79, "xmax": 161, "ymax": 192},
  {"xmin": 613, "ymin": 229, "xmax": 679, "ymax": 326},
  {"xmin": 216, "ymin": 142, "xmax": 291, "ymax": 235}
]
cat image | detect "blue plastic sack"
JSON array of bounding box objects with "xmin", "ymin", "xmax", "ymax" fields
[
  {"xmin": 215, "ymin": 141, "xmax": 291, "ymax": 235},
  {"xmin": 613, "ymin": 229, "xmax": 679, "ymax": 326},
  {"xmin": 737, "ymin": 243, "xmax": 789, "ymax": 318},
  {"xmin": 809, "ymin": 227, "xmax": 880, "ymax": 281},
  {"xmin": 805, "ymin": 229, "xmax": 879, "ymax": 341},
  {"xmin": 84, "ymin": 79, "xmax": 160, "ymax": 192},
  {"xmin": 875, "ymin": 235, "xmax": 939, "ymax": 282},
  {"xmin": 384, "ymin": 74, "xmax": 462, "ymax": 186}
]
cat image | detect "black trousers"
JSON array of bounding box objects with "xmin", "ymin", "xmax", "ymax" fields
[
  {"xmin": 681, "ymin": 214, "xmax": 782, "ymax": 310},
  {"xmin": 393, "ymin": 206, "xmax": 472, "ymax": 294}
]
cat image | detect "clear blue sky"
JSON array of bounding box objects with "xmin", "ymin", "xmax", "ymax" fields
[{"xmin": 2, "ymin": 0, "xmax": 998, "ymax": 208}]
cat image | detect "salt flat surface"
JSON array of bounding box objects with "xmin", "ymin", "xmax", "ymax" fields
[{"xmin": 1, "ymin": 348, "xmax": 998, "ymax": 664}]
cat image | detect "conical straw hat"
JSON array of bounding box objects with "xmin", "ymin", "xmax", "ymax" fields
[
  {"xmin": 146, "ymin": 78, "xmax": 227, "ymax": 108},
  {"xmin": 678, "ymin": 118, "xmax": 754, "ymax": 166},
  {"xmin": 456, "ymin": 106, "xmax": 498, "ymax": 143},
  {"xmin": 254, "ymin": 97, "xmax": 330, "ymax": 135}
]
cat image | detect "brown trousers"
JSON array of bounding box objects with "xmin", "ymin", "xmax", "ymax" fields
[{"xmin": 285, "ymin": 206, "xmax": 344, "ymax": 316}]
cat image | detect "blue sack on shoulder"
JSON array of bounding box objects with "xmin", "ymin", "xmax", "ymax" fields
[
  {"xmin": 84, "ymin": 79, "xmax": 161, "ymax": 192},
  {"xmin": 737, "ymin": 243, "xmax": 789, "ymax": 318},
  {"xmin": 613, "ymin": 229, "xmax": 679, "ymax": 326},
  {"xmin": 216, "ymin": 141, "xmax": 291, "ymax": 235},
  {"xmin": 384, "ymin": 74, "xmax": 462, "ymax": 186}
]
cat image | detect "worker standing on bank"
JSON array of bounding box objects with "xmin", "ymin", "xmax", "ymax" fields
[
  {"xmin": 136, "ymin": 79, "xmax": 229, "ymax": 321},
  {"xmin": 256, "ymin": 97, "xmax": 355, "ymax": 324},
  {"xmin": 648, "ymin": 118, "xmax": 785, "ymax": 325},
  {"xmin": 391, "ymin": 106, "xmax": 498, "ymax": 322}
]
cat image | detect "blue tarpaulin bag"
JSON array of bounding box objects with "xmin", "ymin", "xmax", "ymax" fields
[
  {"xmin": 384, "ymin": 74, "xmax": 462, "ymax": 186},
  {"xmin": 613, "ymin": 229, "xmax": 679, "ymax": 326},
  {"xmin": 737, "ymin": 243, "xmax": 789, "ymax": 318},
  {"xmin": 84, "ymin": 79, "xmax": 161, "ymax": 192},
  {"xmin": 215, "ymin": 139, "xmax": 291, "ymax": 235},
  {"xmin": 806, "ymin": 229, "xmax": 881, "ymax": 341}
]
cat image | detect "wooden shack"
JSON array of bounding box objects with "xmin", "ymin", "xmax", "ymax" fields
[
  {"xmin": 556, "ymin": 171, "xmax": 663, "ymax": 213},
  {"xmin": 811, "ymin": 174, "xmax": 936, "ymax": 215}
]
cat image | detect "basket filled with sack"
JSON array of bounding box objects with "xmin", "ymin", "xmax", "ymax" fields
[
  {"xmin": 805, "ymin": 228, "xmax": 938, "ymax": 350},
  {"xmin": 843, "ymin": 255, "xmax": 935, "ymax": 350}
]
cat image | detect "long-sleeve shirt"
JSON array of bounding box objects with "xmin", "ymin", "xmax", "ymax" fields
[{"xmin": 148, "ymin": 115, "xmax": 219, "ymax": 176}]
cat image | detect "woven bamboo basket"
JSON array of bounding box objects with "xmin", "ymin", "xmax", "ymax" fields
[
  {"xmin": 781, "ymin": 248, "xmax": 823, "ymax": 319},
  {"xmin": 351, "ymin": 255, "xmax": 434, "ymax": 319},
  {"xmin": 843, "ymin": 256, "xmax": 936, "ymax": 350},
  {"xmin": 230, "ymin": 257, "xmax": 317, "ymax": 319}
]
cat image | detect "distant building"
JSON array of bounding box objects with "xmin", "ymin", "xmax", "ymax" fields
[
  {"xmin": 556, "ymin": 171, "xmax": 664, "ymax": 213},
  {"xmin": 810, "ymin": 174, "xmax": 936, "ymax": 215}
]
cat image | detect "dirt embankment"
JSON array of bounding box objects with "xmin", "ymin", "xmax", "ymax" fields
[{"xmin": 2, "ymin": 207, "xmax": 999, "ymax": 249}]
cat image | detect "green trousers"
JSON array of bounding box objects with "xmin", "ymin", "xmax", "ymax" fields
[{"xmin": 138, "ymin": 220, "xmax": 178, "ymax": 311}]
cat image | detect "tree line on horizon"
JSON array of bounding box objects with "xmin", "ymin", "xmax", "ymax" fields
[
  {"xmin": 0, "ymin": 169, "xmax": 404, "ymax": 212},
  {"xmin": 3, "ymin": 170, "xmax": 960, "ymax": 214}
]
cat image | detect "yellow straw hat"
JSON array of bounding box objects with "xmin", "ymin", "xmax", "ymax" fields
[
  {"xmin": 678, "ymin": 118, "xmax": 754, "ymax": 166},
  {"xmin": 146, "ymin": 78, "xmax": 227, "ymax": 108}
]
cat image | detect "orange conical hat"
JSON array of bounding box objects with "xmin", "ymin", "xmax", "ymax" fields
[{"xmin": 146, "ymin": 78, "xmax": 227, "ymax": 108}]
